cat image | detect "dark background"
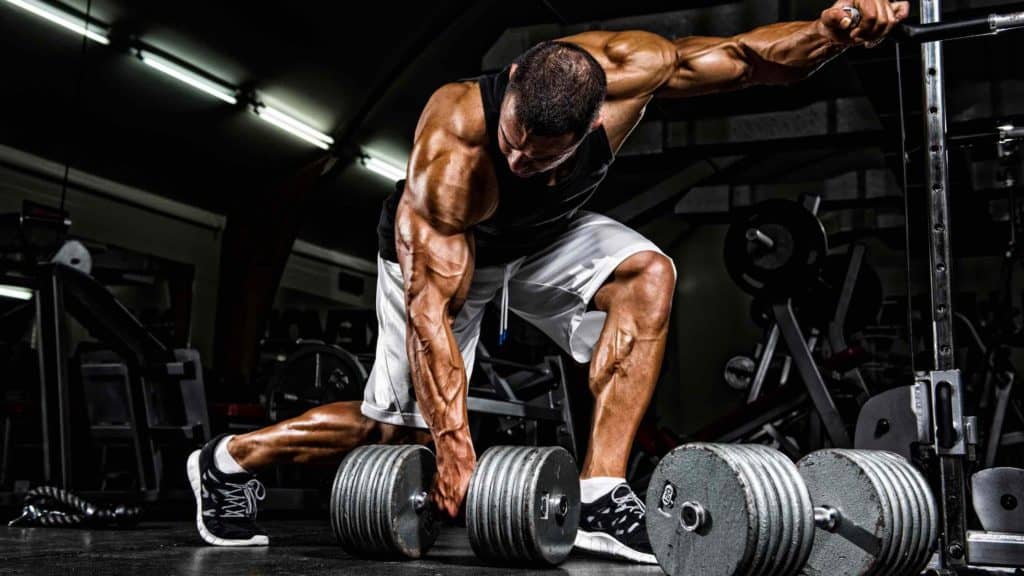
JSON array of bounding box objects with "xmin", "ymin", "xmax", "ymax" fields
[{"xmin": 1, "ymin": 0, "xmax": 1023, "ymax": 497}]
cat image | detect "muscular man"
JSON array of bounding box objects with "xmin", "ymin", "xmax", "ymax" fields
[{"xmin": 188, "ymin": 0, "xmax": 907, "ymax": 560}]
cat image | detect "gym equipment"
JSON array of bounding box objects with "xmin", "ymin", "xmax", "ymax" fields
[
  {"xmin": 723, "ymin": 199, "xmax": 828, "ymax": 299},
  {"xmin": 798, "ymin": 449, "xmax": 937, "ymax": 576},
  {"xmin": 971, "ymin": 467, "xmax": 1024, "ymax": 533},
  {"xmin": 885, "ymin": 3, "xmax": 1024, "ymax": 570},
  {"xmin": 265, "ymin": 340, "xmax": 367, "ymax": 422},
  {"xmin": 723, "ymin": 355, "xmax": 755, "ymax": 391},
  {"xmin": 330, "ymin": 444, "xmax": 438, "ymax": 558},
  {"xmin": 466, "ymin": 445, "xmax": 580, "ymax": 565},
  {"xmin": 646, "ymin": 443, "xmax": 937, "ymax": 576},
  {"xmin": 467, "ymin": 345, "xmax": 577, "ymax": 459},
  {"xmin": 330, "ymin": 444, "xmax": 579, "ymax": 565},
  {"xmin": 723, "ymin": 197, "xmax": 859, "ymax": 450},
  {"xmin": 50, "ymin": 240, "xmax": 92, "ymax": 275},
  {"xmin": 7, "ymin": 485, "xmax": 142, "ymax": 528}
]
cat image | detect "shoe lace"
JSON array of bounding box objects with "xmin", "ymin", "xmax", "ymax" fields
[
  {"xmin": 611, "ymin": 484, "xmax": 645, "ymax": 517},
  {"xmin": 221, "ymin": 478, "xmax": 266, "ymax": 519}
]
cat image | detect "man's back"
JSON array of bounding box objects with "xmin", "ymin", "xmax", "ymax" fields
[{"xmin": 378, "ymin": 69, "xmax": 615, "ymax": 267}]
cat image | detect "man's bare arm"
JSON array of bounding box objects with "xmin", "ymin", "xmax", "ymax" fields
[
  {"xmin": 396, "ymin": 84, "xmax": 495, "ymax": 518},
  {"xmin": 565, "ymin": 1, "xmax": 910, "ymax": 101}
]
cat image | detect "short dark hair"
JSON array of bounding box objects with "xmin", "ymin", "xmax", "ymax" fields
[{"xmin": 507, "ymin": 41, "xmax": 607, "ymax": 140}]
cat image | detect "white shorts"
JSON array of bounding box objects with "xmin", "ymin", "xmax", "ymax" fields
[{"xmin": 361, "ymin": 211, "xmax": 674, "ymax": 429}]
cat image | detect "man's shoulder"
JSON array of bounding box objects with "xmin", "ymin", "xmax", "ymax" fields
[{"xmin": 424, "ymin": 81, "xmax": 487, "ymax": 148}]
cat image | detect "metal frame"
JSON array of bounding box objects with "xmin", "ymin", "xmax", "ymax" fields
[
  {"xmin": 468, "ymin": 350, "xmax": 577, "ymax": 459},
  {"xmin": 772, "ymin": 301, "xmax": 851, "ymax": 447},
  {"xmin": 919, "ymin": 0, "xmax": 968, "ymax": 566},
  {"xmin": 34, "ymin": 269, "xmax": 73, "ymax": 489}
]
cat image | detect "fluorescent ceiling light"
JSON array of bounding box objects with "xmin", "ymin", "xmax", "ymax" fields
[
  {"xmin": 5, "ymin": 0, "xmax": 109, "ymax": 44},
  {"xmin": 0, "ymin": 285, "xmax": 33, "ymax": 301},
  {"xmin": 362, "ymin": 155, "xmax": 406, "ymax": 181},
  {"xmin": 255, "ymin": 105, "xmax": 333, "ymax": 150},
  {"xmin": 139, "ymin": 51, "xmax": 237, "ymax": 105},
  {"xmin": 998, "ymin": 123, "xmax": 1015, "ymax": 132}
]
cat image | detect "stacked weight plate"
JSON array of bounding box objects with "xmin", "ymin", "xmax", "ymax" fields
[
  {"xmin": 466, "ymin": 446, "xmax": 580, "ymax": 565},
  {"xmin": 330, "ymin": 444, "xmax": 438, "ymax": 558},
  {"xmin": 796, "ymin": 449, "xmax": 938, "ymax": 576},
  {"xmin": 645, "ymin": 443, "xmax": 814, "ymax": 576}
]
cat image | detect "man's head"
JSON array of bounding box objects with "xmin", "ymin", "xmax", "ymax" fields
[{"xmin": 498, "ymin": 41, "xmax": 607, "ymax": 178}]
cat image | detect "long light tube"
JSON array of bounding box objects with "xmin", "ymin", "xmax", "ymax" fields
[
  {"xmin": 255, "ymin": 105, "xmax": 333, "ymax": 150},
  {"xmin": 0, "ymin": 285, "xmax": 33, "ymax": 301},
  {"xmin": 139, "ymin": 51, "xmax": 237, "ymax": 105},
  {"xmin": 4, "ymin": 0, "xmax": 109, "ymax": 44},
  {"xmin": 362, "ymin": 155, "xmax": 406, "ymax": 181},
  {"xmin": 7, "ymin": 0, "xmax": 346, "ymax": 152}
]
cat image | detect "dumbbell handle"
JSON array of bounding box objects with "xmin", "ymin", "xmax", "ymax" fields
[
  {"xmin": 678, "ymin": 500, "xmax": 841, "ymax": 533},
  {"xmin": 411, "ymin": 490, "xmax": 569, "ymax": 522},
  {"xmin": 814, "ymin": 505, "xmax": 841, "ymax": 532}
]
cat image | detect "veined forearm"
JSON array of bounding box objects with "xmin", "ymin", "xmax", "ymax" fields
[
  {"xmin": 406, "ymin": 308, "xmax": 471, "ymax": 441},
  {"xmin": 659, "ymin": 18, "xmax": 847, "ymax": 97},
  {"xmin": 734, "ymin": 20, "xmax": 847, "ymax": 84}
]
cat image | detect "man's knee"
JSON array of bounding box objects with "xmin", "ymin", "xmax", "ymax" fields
[{"xmin": 615, "ymin": 251, "xmax": 676, "ymax": 330}]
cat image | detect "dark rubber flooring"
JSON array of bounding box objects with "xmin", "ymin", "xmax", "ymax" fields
[{"xmin": 0, "ymin": 520, "xmax": 666, "ymax": 575}]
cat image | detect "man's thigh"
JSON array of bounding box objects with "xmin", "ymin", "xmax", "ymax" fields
[{"xmin": 508, "ymin": 212, "xmax": 674, "ymax": 363}]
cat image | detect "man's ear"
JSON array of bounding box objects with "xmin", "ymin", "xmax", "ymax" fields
[{"xmin": 590, "ymin": 109, "xmax": 604, "ymax": 133}]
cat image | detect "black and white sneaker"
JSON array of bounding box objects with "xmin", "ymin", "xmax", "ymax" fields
[
  {"xmin": 186, "ymin": 435, "xmax": 269, "ymax": 546},
  {"xmin": 574, "ymin": 483, "xmax": 658, "ymax": 564}
]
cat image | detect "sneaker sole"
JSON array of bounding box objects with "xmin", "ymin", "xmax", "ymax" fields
[
  {"xmin": 574, "ymin": 530, "xmax": 658, "ymax": 564},
  {"xmin": 187, "ymin": 450, "xmax": 269, "ymax": 547}
]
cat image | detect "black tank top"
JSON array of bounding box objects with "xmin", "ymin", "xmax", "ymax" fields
[{"xmin": 377, "ymin": 67, "xmax": 615, "ymax": 267}]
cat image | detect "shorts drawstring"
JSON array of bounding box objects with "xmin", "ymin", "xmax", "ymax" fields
[{"xmin": 499, "ymin": 263, "xmax": 511, "ymax": 345}]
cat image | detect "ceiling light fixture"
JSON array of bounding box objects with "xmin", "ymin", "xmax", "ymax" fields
[
  {"xmin": 4, "ymin": 0, "xmax": 109, "ymax": 44},
  {"xmin": 254, "ymin": 105, "xmax": 334, "ymax": 150},
  {"xmin": 362, "ymin": 155, "xmax": 406, "ymax": 182},
  {"xmin": 0, "ymin": 285, "xmax": 33, "ymax": 301},
  {"xmin": 139, "ymin": 50, "xmax": 237, "ymax": 105},
  {"xmin": 7, "ymin": 0, "xmax": 343, "ymax": 152}
]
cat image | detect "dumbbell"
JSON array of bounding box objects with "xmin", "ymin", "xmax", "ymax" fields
[
  {"xmin": 330, "ymin": 444, "xmax": 580, "ymax": 565},
  {"xmin": 646, "ymin": 443, "xmax": 938, "ymax": 576}
]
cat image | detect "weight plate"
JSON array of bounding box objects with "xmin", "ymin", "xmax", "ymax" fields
[
  {"xmin": 844, "ymin": 450, "xmax": 904, "ymax": 576},
  {"xmin": 330, "ymin": 445, "xmax": 437, "ymax": 558},
  {"xmin": 723, "ymin": 199, "xmax": 828, "ymax": 298},
  {"xmin": 332, "ymin": 444, "xmax": 369, "ymax": 552},
  {"xmin": 852, "ymin": 451, "xmax": 911, "ymax": 576},
  {"xmin": 716, "ymin": 446, "xmax": 770, "ymax": 576},
  {"xmin": 798, "ymin": 450, "xmax": 892, "ymax": 576},
  {"xmin": 884, "ymin": 454, "xmax": 937, "ymax": 573},
  {"xmin": 971, "ymin": 467, "xmax": 1024, "ymax": 533},
  {"xmin": 878, "ymin": 453, "xmax": 929, "ymax": 575},
  {"xmin": 762, "ymin": 445, "xmax": 815, "ymax": 575},
  {"xmin": 467, "ymin": 446, "xmax": 579, "ymax": 565},
  {"xmin": 267, "ymin": 341, "xmax": 368, "ymax": 422},
  {"xmin": 384, "ymin": 445, "xmax": 439, "ymax": 557},
  {"xmin": 725, "ymin": 356, "xmax": 756, "ymax": 391},
  {"xmin": 737, "ymin": 446, "xmax": 790, "ymax": 576},
  {"xmin": 747, "ymin": 445, "xmax": 802, "ymax": 576},
  {"xmin": 646, "ymin": 444, "xmax": 759, "ymax": 576}
]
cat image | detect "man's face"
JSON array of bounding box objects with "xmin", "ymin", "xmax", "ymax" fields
[{"xmin": 497, "ymin": 94, "xmax": 581, "ymax": 179}]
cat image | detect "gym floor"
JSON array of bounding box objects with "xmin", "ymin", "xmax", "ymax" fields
[{"xmin": 0, "ymin": 521, "xmax": 663, "ymax": 576}]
